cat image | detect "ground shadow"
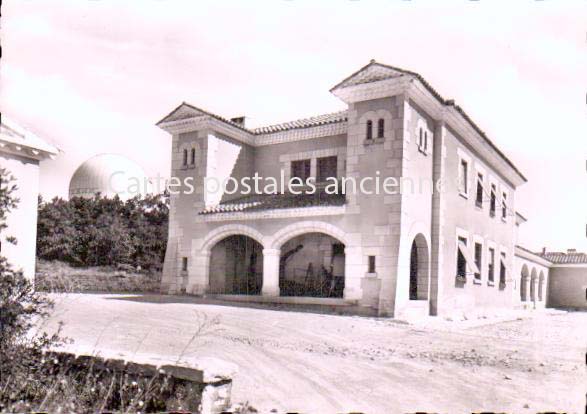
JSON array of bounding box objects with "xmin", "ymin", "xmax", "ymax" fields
[{"xmin": 105, "ymin": 293, "xmax": 383, "ymax": 318}]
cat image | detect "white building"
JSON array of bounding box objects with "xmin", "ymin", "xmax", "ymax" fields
[{"xmin": 0, "ymin": 118, "xmax": 58, "ymax": 279}]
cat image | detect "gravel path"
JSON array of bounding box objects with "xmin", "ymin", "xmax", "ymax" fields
[{"xmin": 43, "ymin": 294, "xmax": 586, "ymax": 413}]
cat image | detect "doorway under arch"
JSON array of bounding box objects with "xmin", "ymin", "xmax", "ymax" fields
[
  {"xmin": 279, "ymin": 232, "xmax": 345, "ymax": 298},
  {"xmin": 520, "ymin": 264, "xmax": 529, "ymax": 301},
  {"xmin": 409, "ymin": 234, "xmax": 429, "ymax": 300},
  {"xmin": 208, "ymin": 235, "xmax": 263, "ymax": 295}
]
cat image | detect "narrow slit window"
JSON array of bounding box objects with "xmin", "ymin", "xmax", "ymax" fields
[
  {"xmin": 476, "ymin": 173, "xmax": 484, "ymax": 207},
  {"xmin": 490, "ymin": 184, "xmax": 497, "ymax": 217},
  {"xmin": 366, "ymin": 120, "xmax": 373, "ymax": 140},
  {"xmin": 377, "ymin": 119, "xmax": 385, "ymax": 138},
  {"xmin": 190, "ymin": 148, "xmax": 196, "ymax": 165},
  {"xmin": 181, "ymin": 257, "xmax": 188, "ymax": 272},
  {"xmin": 182, "ymin": 149, "xmax": 188, "ymax": 166},
  {"xmin": 474, "ymin": 242, "xmax": 482, "ymax": 281},
  {"xmin": 368, "ymin": 255, "xmax": 376, "ymax": 273},
  {"xmin": 488, "ymin": 247, "xmax": 495, "ymax": 282}
]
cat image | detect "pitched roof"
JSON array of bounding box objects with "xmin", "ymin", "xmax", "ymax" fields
[
  {"xmin": 331, "ymin": 60, "xmax": 527, "ymax": 183},
  {"xmin": 199, "ymin": 191, "xmax": 345, "ymax": 215},
  {"xmin": 0, "ymin": 117, "xmax": 59, "ymax": 156},
  {"xmin": 539, "ymin": 251, "xmax": 587, "ymax": 265},
  {"xmin": 251, "ymin": 111, "xmax": 347, "ymax": 134}
]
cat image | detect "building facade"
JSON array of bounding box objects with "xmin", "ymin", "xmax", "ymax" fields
[
  {"xmin": 157, "ymin": 61, "xmax": 536, "ymax": 317},
  {"xmin": 0, "ymin": 118, "xmax": 58, "ymax": 279}
]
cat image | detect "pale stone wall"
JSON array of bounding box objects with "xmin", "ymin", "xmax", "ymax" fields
[
  {"xmin": 437, "ymin": 125, "xmax": 518, "ymax": 316},
  {"xmin": 513, "ymin": 254, "xmax": 549, "ymax": 310},
  {"xmin": 1, "ymin": 152, "xmax": 41, "ymax": 280},
  {"xmin": 547, "ymin": 266, "xmax": 587, "ymax": 309}
]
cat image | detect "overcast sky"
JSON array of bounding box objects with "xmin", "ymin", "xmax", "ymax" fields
[{"xmin": 2, "ymin": 0, "xmax": 586, "ymax": 252}]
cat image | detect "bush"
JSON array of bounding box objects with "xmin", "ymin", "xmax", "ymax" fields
[{"xmin": 37, "ymin": 193, "xmax": 168, "ymax": 271}]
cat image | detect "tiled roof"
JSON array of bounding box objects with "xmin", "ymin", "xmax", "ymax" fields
[
  {"xmin": 199, "ymin": 191, "xmax": 346, "ymax": 215},
  {"xmin": 0, "ymin": 117, "xmax": 59, "ymax": 155},
  {"xmin": 539, "ymin": 251, "xmax": 587, "ymax": 265},
  {"xmin": 252, "ymin": 111, "xmax": 348, "ymax": 134},
  {"xmin": 331, "ymin": 61, "xmax": 526, "ymax": 183}
]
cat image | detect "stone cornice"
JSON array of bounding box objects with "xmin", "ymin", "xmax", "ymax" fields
[
  {"xmin": 330, "ymin": 76, "xmax": 412, "ymax": 104},
  {"xmin": 196, "ymin": 205, "xmax": 346, "ymax": 222},
  {"xmin": 0, "ymin": 139, "xmax": 57, "ymax": 162},
  {"xmin": 515, "ymin": 246, "xmax": 552, "ymax": 268}
]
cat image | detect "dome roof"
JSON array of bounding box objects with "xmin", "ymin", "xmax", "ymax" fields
[{"xmin": 69, "ymin": 153, "xmax": 149, "ymax": 200}]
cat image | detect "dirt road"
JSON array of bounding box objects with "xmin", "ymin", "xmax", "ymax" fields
[{"xmin": 43, "ymin": 294, "xmax": 586, "ymax": 413}]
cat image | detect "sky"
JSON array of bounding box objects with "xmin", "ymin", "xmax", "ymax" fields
[{"xmin": 1, "ymin": 0, "xmax": 586, "ymax": 253}]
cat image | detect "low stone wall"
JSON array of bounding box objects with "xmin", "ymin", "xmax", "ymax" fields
[
  {"xmin": 35, "ymin": 260, "xmax": 162, "ymax": 293},
  {"xmin": 42, "ymin": 350, "xmax": 236, "ymax": 414}
]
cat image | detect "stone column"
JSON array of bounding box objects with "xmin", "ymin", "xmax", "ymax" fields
[
  {"xmin": 187, "ymin": 251, "xmax": 210, "ymax": 295},
  {"xmin": 262, "ymin": 249, "xmax": 280, "ymax": 297},
  {"xmin": 343, "ymin": 247, "xmax": 363, "ymax": 300}
]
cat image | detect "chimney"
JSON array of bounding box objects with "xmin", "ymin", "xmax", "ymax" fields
[
  {"xmin": 542, "ymin": 247, "xmax": 546, "ymax": 255},
  {"xmin": 567, "ymin": 248, "xmax": 577, "ymax": 254},
  {"xmin": 230, "ymin": 116, "xmax": 246, "ymax": 127}
]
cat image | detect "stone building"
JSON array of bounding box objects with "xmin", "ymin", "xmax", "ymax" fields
[
  {"xmin": 156, "ymin": 60, "xmax": 546, "ymax": 317},
  {"xmin": 540, "ymin": 249, "xmax": 587, "ymax": 309},
  {"xmin": 0, "ymin": 118, "xmax": 58, "ymax": 279}
]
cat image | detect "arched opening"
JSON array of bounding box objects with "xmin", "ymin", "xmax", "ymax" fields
[
  {"xmin": 377, "ymin": 118, "xmax": 385, "ymax": 138},
  {"xmin": 409, "ymin": 234, "xmax": 429, "ymax": 300},
  {"xmin": 279, "ymin": 232, "xmax": 345, "ymax": 298},
  {"xmin": 520, "ymin": 264, "xmax": 529, "ymax": 301},
  {"xmin": 538, "ymin": 271, "xmax": 545, "ymax": 301},
  {"xmin": 366, "ymin": 120, "xmax": 373, "ymax": 140},
  {"xmin": 530, "ymin": 268, "xmax": 537, "ymax": 302},
  {"xmin": 209, "ymin": 235, "xmax": 263, "ymax": 295}
]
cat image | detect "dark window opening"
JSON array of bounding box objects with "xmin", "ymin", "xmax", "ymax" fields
[
  {"xmin": 181, "ymin": 257, "xmax": 188, "ymax": 272},
  {"xmin": 317, "ymin": 156, "xmax": 338, "ymax": 183},
  {"xmin": 291, "ymin": 159, "xmax": 311, "ymax": 182},
  {"xmin": 502, "ymin": 193, "xmax": 507, "ymax": 220},
  {"xmin": 190, "ymin": 148, "xmax": 196, "ymax": 165},
  {"xmin": 457, "ymin": 237, "xmax": 467, "ymax": 278},
  {"xmin": 409, "ymin": 242, "xmax": 418, "ymax": 300},
  {"xmin": 488, "ymin": 247, "xmax": 495, "ymax": 282},
  {"xmin": 499, "ymin": 252, "xmax": 506, "ymax": 285},
  {"xmin": 459, "ymin": 159, "xmax": 468, "ymax": 194},
  {"xmin": 368, "ymin": 255, "xmax": 376, "ymax": 273},
  {"xmin": 474, "ymin": 242, "xmax": 482, "ymax": 280},
  {"xmin": 424, "ymin": 131, "xmax": 428, "ymax": 152},
  {"xmin": 490, "ymin": 184, "xmax": 497, "ymax": 217},
  {"xmin": 366, "ymin": 120, "xmax": 373, "ymax": 140},
  {"xmin": 377, "ymin": 119, "xmax": 385, "ymax": 138},
  {"xmin": 182, "ymin": 149, "xmax": 188, "ymax": 166},
  {"xmin": 475, "ymin": 173, "xmax": 484, "ymax": 208}
]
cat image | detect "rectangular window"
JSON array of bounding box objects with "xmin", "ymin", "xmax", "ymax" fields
[
  {"xmin": 488, "ymin": 247, "xmax": 495, "ymax": 283},
  {"xmin": 474, "ymin": 242, "xmax": 482, "ymax": 281},
  {"xmin": 291, "ymin": 159, "xmax": 311, "ymax": 182},
  {"xmin": 457, "ymin": 236, "xmax": 467, "ymax": 278},
  {"xmin": 499, "ymin": 252, "xmax": 506, "ymax": 285},
  {"xmin": 181, "ymin": 257, "xmax": 188, "ymax": 272},
  {"xmin": 475, "ymin": 173, "xmax": 484, "ymax": 208},
  {"xmin": 490, "ymin": 184, "xmax": 496, "ymax": 217},
  {"xmin": 501, "ymin": 192, "xmax": 507, "ymax": 220},
  {"xmin": 368, "ymin": 255, "xmax": 376, "ymax": 273},
  {"xmin": 459, "ymin": 159, "xmax": 469, "ymax": 196},
  {"xmin": 317, "ymin": 156, "xmax": 338, "ymax": 183}
]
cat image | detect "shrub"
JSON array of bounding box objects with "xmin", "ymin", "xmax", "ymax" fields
[{"xmin": 37, "ymin": 193, "xmax": 168, "ymax": 270}]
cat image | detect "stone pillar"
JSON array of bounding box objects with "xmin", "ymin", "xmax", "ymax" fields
[
  {"xmin": 262, "ymin": 249, "xmax": 280, "ymax": 297},
  {"xmin": 343, "ymin": 246, "xmax": 363, "ymax": 300},
  {"xmin": 522, "ymin": 276, "xmax": 530, "ymax": 302},
  {"xmin": 187, "ymin": 252, "xmax": 210, "ymax": 295}
]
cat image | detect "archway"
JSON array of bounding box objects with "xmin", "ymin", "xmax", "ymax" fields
[
  {"xmin": 530, "ymin": 268, "xmax": 537, "ymax": 302},
  {"xmin": 520, "ymin": 264, "xmax": 529, "ymax": 301},
  {"xmin": 208, "ymin": 235, "xmax": 263, "ymax": 295},
  {"xmin": 538, "ymin": 271, "xmax": 545, "ymax": 301},
  {"xmin": 278, "ymin": 232, "xmax": 345, "ymax": 298},
  {"xmin": 409, "ymin": 233, "xmax": 429, "ymax": 300}
]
